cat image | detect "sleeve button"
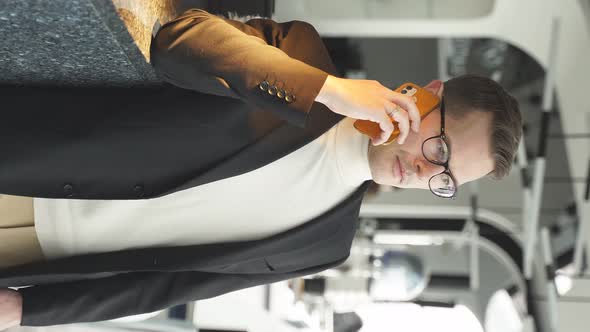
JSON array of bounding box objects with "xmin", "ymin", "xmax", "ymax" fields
[
  {"xmin": 277, "ymin": 89, "xmax": 285, "ymax": 99},
  {"xmin": 259, "ymin": 81, "xmax": 269, "ymax": 91},
  {"xmin": 285, "ymin": 94, "xmax": 296, "ymax": 103},
  {"xmin": 268, "ymin": 85, "xmax": 278, "ymax": 96},
  {"xmin": 63, "ymin": 184, "xmax": 75, "ymax": 198}
]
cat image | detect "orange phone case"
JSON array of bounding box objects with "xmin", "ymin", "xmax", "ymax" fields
[{"xmin": 353, "ymin": 82, "xmax": 440, "ymax": 145}]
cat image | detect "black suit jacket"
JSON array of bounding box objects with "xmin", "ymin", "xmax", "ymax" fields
[{"xmin": 0, "ymin": 9, "xmax": 369, "ymax": 326}]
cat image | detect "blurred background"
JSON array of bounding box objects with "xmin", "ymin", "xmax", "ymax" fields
[{"xmin": 1, "ymin": 0, "xmax": 589, "ymax": 331}]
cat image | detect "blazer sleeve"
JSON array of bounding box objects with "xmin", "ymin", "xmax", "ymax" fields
[
  {"xmin": 17, "ymin": 259, "xmax": 344, "ymax": 326},
  {"xmin": 149, "ymin": 9, "xmax": 333, "ymax": 128}
]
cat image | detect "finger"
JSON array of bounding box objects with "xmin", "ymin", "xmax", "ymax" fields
[
  {"xmin": 371, "ymin": 124, "xmax": 387, "ymax": 146},
  {"xmin": 387, "ymin": 93, "xmax": 421, "ymax": 132},
  {"xmin": 377, "ymin": 110, "xmax": 395, "ymax": 145},
  {"xmin": 368, "ymin": 110, "xmax": 394, "ymax": 146},
  {"xmin": 371, "ymin": 136, "xmax": 383, "ymax": 146},
  {"xmin": 387, "ymin": 103, "xmax": 410, "ymax": 144},
  {"xmin": 355, "ymin": 113, "xmax": 387, "ymax": 146},
  {"xmin": 370, "ymin": 132, "xmax": 384, "ymax": 146}
]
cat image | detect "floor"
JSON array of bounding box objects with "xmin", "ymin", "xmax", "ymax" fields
[{"xmin": 0, "ymin": 0, "xmax": 207, "ymax": 87}]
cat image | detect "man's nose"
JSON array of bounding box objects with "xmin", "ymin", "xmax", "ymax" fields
[{"xmin": 417, "ymin": 159, "xmax": 446, "ymax": 180}]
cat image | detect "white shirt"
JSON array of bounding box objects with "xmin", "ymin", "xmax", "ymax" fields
[{"xmin": 33, "ymin": 118, "xmax": 372, "ymax": 259}]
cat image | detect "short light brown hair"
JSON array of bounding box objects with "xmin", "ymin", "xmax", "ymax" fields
[{"xmin": 443, "ymin": 75, "xmax": 523, "ymax": 179}]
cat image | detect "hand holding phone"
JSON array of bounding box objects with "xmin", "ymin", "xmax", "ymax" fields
[
  {"xmin": 353, "ymin": 82, "xmax": 440, "ymax": 145},
  {"xmin": 316, "ymin": 76, "xmax": 423, "ymax": 145}
]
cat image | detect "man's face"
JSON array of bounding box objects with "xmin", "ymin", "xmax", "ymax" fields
[{"xmin": 367, "ymin": 80, "xmax": 495, "ymax": 191}]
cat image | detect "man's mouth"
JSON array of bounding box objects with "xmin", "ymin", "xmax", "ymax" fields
[{"xmin": 395, "ymin": 156, "xmax": 404, "ymax": 184}]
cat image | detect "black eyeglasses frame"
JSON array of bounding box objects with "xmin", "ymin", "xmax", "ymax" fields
[{"xmin": 421, "ymin": 97, "xmax": 459, "ymax": 199}]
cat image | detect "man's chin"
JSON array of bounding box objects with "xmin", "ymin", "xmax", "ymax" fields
[
  {"xmin": 389, "ymin": 183, "xmax": 407, "ymax": 190},
  {"xmin": 390, "ymin": 183, "xmax": 426, "ymax": 190}
]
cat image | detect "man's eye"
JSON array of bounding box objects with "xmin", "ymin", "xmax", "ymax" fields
[
  {"xmin": 442, "ymin": 176, "xmax": 450, "ymax": 185},
  {"xmin": 438, "ymin": 144, "xmax": 446, "ymax": 157}
]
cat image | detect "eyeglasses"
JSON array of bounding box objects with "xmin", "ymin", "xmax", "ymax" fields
[{"xmin": 421, "ymin": 97, "xmax": 458, "ymax": 199}]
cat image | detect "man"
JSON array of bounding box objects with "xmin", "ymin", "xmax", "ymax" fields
[{"xmin": 0, "ymin": 8, "xmax": 522, "ymax": 329}]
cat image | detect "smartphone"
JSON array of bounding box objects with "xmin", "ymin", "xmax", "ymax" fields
[{"xmin": 353, "ymin": 82, "xmax": 441, "ymax": 145}]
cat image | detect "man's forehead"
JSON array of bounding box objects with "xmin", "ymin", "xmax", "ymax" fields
[
  {"xmin": 448, "ymin": 138, "xmax": 494, "ymax": 186},
  {"xmin": 445, "ymin": 113, "xmax": 494, "ymax": 186},
  {"xmin": 450, "ymin": 158, "xmax": 494, "ymax": 187}
]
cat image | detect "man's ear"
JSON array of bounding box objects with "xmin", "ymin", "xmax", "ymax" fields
[{"xmin": 424, "ymin": 80, "xmax": 444, "ymax": 97}]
